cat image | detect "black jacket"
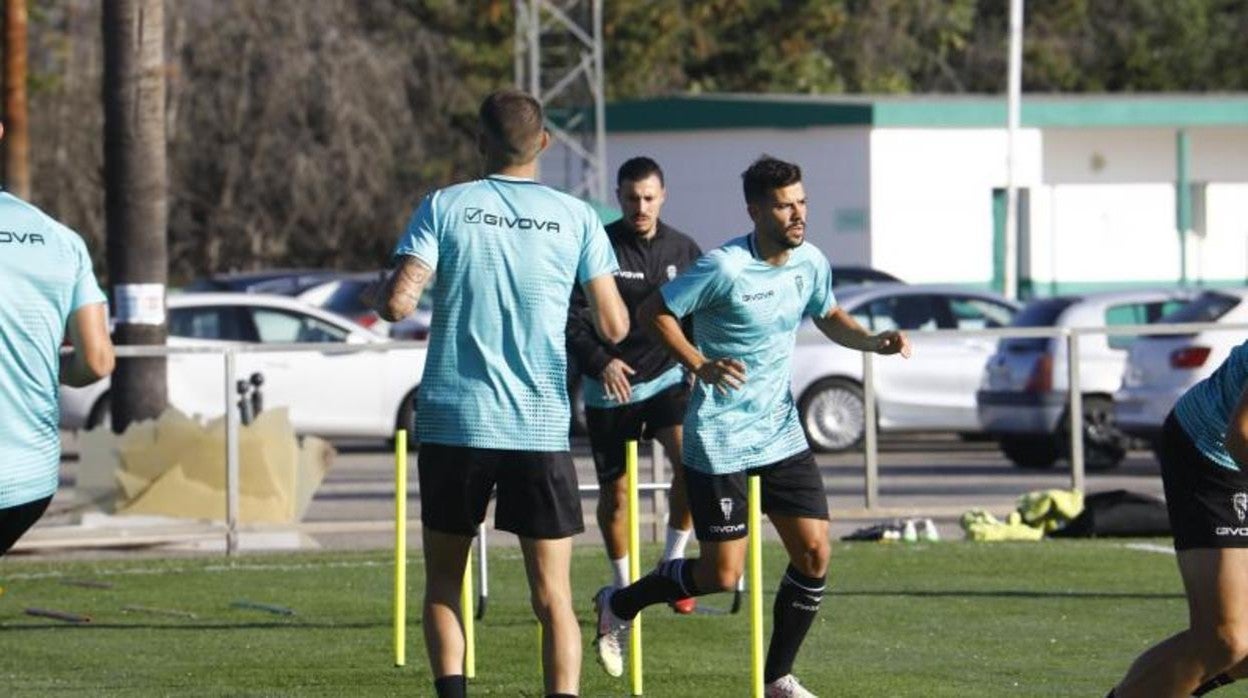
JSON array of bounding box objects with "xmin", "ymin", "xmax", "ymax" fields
[{"xmin": 567, "ymin": 219, "xmax": 702, "ymax": 382}]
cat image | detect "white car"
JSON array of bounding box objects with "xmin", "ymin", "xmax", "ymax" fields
[
  {"xmin": 60, "ymin": 293, "xmax": 427, "ymax": 441},
  {"xmin": 792, "ymin": 284, "xmax": 1020, "ymax": 452},
  {"xmin": 977, "ymin": 289, "xmax": 1193, "ymax": 470},
  {"xmin": 1115, "ymin": 288, "xmax": 1248, "ymax": 449}
]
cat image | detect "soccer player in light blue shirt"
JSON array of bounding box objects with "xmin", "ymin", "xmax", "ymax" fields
[
  {"xmin": 0, "ymin": 123, "xmax": 114, "ymax": 556},
  {"xmin": 593, "ymin": 157, "xmax": 911, "ymax": 698},
  {"xmin": 376, "ymin": 90, "xmax": 627, "ymax": 698},
  {"xmin": 1109, "ymin": 341, "xmax": 1248, "ymax": 697}
]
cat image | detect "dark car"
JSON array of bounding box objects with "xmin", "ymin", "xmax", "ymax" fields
[{"xmin": 184, "ymin": 269, "xmax": 342, "ymax": 296}]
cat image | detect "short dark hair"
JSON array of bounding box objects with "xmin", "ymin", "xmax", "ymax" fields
[
  {"xmin": 741, "ymin": 156, "xmax": 802, "ymax": 205},
  {"xmin": 617, "ymin": 156, "xmax": 664, "ymax": 187},
  {"xmin": 478, "ymin": 89, "xmax": 545, "ymax": 166}
]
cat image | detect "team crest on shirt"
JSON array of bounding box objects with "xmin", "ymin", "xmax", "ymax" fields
[
  {"xmin": 719, "ymin": 498, "xmax": 734, "ymax": 522},
  {"xmin": 666, "ymin": 265, "xmax": 677, "ymax": 280},
  {"xmin": 794, "ymin": 274, "xmax": 804, "ymax": 295},
  {"xmin": 1235, "ymin": 493, "xmax": 1248, "ymax": 522}
]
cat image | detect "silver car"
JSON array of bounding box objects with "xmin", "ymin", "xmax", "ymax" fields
[
  {"xmin": 977, "ymin": 289, "xmax": 1193, "ymax": 470},
  {"xmin": 792, "ymin": 284, "xmax": 1019, "ymax": 452},
  {"xmin": 1115, "ymin": 288, "xmax": 1248, "ymax": 452}
]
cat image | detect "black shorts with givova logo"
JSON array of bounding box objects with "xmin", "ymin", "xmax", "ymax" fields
[
  {"xmin": 418, "ymin": 443, "xmax": 585, "ymax": 540},
  {"xmin": 684, "ymin": 450, "xmax": 829, "ymax": 542},
  {"xmin": 1160, "ymin": 412, "xmax": 1248, "ymax": 551}
]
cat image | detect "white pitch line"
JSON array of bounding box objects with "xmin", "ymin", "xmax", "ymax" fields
[{"xmin": 1123, "ymin": 542, "xmax": 1175, "ymax": 555}]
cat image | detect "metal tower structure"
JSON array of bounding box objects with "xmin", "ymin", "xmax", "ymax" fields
[{"xmin": 514, "ymin": 0, "xmax": 607, "ymax": 203}]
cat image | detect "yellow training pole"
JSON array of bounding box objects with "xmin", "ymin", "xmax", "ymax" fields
[
  {"xmin": 462, "ymin": 556, "xmax": 476, "ymax": 678},
  {"xmin": 626, "ymin": 439, "xmax": 643, "ymax": 696},
  {"xmin": 748, "ymin": 475, "xmax": 763, "ymax": 698},
  {"xmin": 394, "ymin": 429, "xmax": 408, "ymax": 668}
]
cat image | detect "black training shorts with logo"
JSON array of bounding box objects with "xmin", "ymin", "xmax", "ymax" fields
[
  {"xmin": 1159, "ymin": 412, "xmax": 1248, "ymax": 551},
  {"xmin": 585, "ymin": 382, "xmax": 688, "ymax": 484},
  {"xmin": 418, "ymin": 443, "xmax": 584, "ymax": 539},
  {"xmin": 684, "ymin": 450, "xmax": 829, "ymax": 542}
]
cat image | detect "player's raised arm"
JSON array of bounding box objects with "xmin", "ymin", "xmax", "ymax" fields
[
  {"xmin": 61, "ymin": 302, "xmax": 114, "ymax": 387},
  {"xmin": 813, "ymin": 305, "xmax": 912, "ymax": 358},
  {"xmin": 583, "ymin": 274, "xmax": 629, "ymax": 344},
  {"xmin": 374, "ymin": 256, "xmax": 434, "ymax": 322},
  {"xmin": 638, "ymin": 291, "xmax": 744, "ymax": 394}
]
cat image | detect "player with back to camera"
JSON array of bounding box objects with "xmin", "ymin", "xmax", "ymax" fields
[
  {"xmin": 0, "ymin": 120, "xmax": 115, "ymax": 557},
  {"xmin": 375, "ymin": 89, "xmax": 628, "ymax": 698},
  {"xmin": 1107, "ymin": 341, "xmax": 1248, "ymax": 697},
  {"xmin": 591, "ymin": 156, "xmax": 911, "ymax": 697},
  {"xmin": 566, "ymin": 156, "xmax": 703, "ymax": 628}
]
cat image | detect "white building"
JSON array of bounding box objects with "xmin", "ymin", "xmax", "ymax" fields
[{"xmin": 545, "ymin": 93, "xmax": 1248, "ymax": 295}]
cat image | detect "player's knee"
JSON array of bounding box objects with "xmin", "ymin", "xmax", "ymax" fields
[
  {"xmin": 1195, "ymin": 624, "xmax": 1248, "ymax": 669},
  {"xmin": 794, "ymin": 539, "xmax": 830, "ymax": 578},
  {"xmin": 707, "ymin": 564, "xmax": 743, "ymax": 592},
  {"xmin": 528, "ymin": 587, "xmax": 571, "ymax": 623}
]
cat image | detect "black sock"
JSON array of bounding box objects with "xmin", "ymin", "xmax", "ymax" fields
[
  {"xmin": 434, "ymin": 675, "xmax": 466, "ymax": 698},
  {"xmin": 1193, "ymin": 673, "xmax": 1236, "ymax": 696},
  {"xmin": 610, "ymin": 558, "xmax": 703, "ymax": 620},
  {"xmin": 763, "ymin": 565, "xmax": 826, "ymax": 684}
]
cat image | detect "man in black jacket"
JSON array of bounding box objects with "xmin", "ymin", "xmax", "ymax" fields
[{"xmin": 568, "ymin": 157, "xmax": 703, "ymax": 640}]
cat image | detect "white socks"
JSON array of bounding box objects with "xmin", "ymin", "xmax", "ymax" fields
[
  {"xmin": 610, "ymin": 555, "xmax": 630, "ymax": 588},
  {"xmin": 662, "ymin": 525, "xmax": 692, "ymax": 562}
]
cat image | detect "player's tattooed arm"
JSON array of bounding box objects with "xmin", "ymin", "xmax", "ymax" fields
[
  {"xmin": 638, "ymin": 292, "xmax": 745, "ymax": 394},
  {"xmin": 1226, "ymin": 383, "xmax": 1248, "ymax": 467},
  {"xmin": 372, "ymin": 257, "xmax": 434, "ymax": 322},
  {"xmin": 814, "ymin": 306, "xmax": 912, "ymax": 358}
]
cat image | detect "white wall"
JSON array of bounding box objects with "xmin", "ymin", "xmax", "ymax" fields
[
  {"xmin": 1044, "ymin": 127, "xmax": 1248, "ymax": 183},
  {"xmin": 869, "ymin": 128, "xmax": 1042, "ymax": 284},
  {"xmin": 1041, "ymin": 184, "xmax": 1178, "ymax": 284},
  {"xmin": 596, "ymin": 128, "xmax": 872, "ymax": 262},
  {"xmin": 1195, "ymin": 183, "xmax": 1248, "ymax": 284}
]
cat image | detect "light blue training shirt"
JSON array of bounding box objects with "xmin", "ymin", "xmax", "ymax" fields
[
  {"xmin": 1174, "ymin": 341, "xmax": 1248, "ymax": 472},
  {"xmin": 0, "ymin": 192, "xmax": 107, "ymax": 509},
  {"xmin": 581, "ymin": 364, "xmax": 685, "ymax": 409},
  {"xmin": 661, "ymin": 234, "xmax": 835, "ymax": 474},
  {"xmin": 394, "ymin": 175, "xmax": 618, "ymax": 451}
]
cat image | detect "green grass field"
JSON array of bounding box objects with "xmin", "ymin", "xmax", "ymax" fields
[{"xmin": 0, "ymin": 540, "xmax": 1186, "ymax": 696}]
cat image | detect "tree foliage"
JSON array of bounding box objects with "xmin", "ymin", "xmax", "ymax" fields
[{"xmin": 18, "ymin": 0, "xmax": 1248, "ymax": 282}]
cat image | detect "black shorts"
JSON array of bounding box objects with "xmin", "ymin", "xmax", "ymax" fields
[
  {"xmin": 0, "ymin": 495, "xmax": 52, "ymax": 557},
  {"xmin": 684, "ymin": 450, "xmax": 829, "ymax": 542},
  {"xmin": 1159, "ymin": 412, "xmax": 1248, "ymax": 551},
  {"xmin": 585, "ymin": 382, "xmax": 688, "ymax": 484},
  {"xmin": 418, "ymin": 443, "xmax": 584, "ymax": 540}
]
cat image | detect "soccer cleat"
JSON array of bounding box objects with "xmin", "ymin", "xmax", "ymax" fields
[
  {"xmin": 592, "ymin": 586, "xmax": 629, "ymax": 678},
  {"xmin": 765, "ymin": 674, "xmax": 818, "ymax": 698},
  {"xmin": 669, "ymin": 595, "xmax": 697, "ymax": 614}
]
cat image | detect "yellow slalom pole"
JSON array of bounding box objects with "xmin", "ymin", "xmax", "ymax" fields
[
  {"xmin": 748, "ymin": 475, "xmax": 763, "ymax": 698},
  {"xmin": 462, "ymin": 555, "xmax": 476, "ymax": 678},
  {"xmin": 626, "ymin": 439, "xmax": 643, "ymax": 696},
  {"xmin": 394, "ymin": 429, "xmax": 408, "ymax": 668}
]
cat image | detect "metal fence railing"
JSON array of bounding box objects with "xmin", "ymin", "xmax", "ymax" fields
[{"xmin": 73, "ymin": 319, "xmax": 1248, "ymax": 555}]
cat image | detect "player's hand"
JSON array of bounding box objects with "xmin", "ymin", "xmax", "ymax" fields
[
  {"xmin": 694, "ymin": 357, "xmax": 746, "ymax": 395},
  {"xmin": 601, "ymin": 358, "xmax": 636, "ymax": 402},
  {"xmin": 875, "ymin": 330, "xmax": 912, "ymax": 358}
]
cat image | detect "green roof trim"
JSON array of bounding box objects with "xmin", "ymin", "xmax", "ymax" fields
[{"xmin": 606, "ymin": 94, "xmax": 1248, "ymax": 131}]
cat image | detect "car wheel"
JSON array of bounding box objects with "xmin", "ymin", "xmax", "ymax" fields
[
  {"xmin": 1065, "ymin": 395, "xmax": 1126, "ymax": 471},
  {"xmin": 87, "ymin": 394, "xmax": 112, "ymax": 431},
  {"xmin": 395, "ymin": 388, "xmax": 419, "ymax": 450},
  {"xmin": 999, "ymin": 435, "xmax": 1060, "ymax": 469},
  {"xmin": 799, "ymin": 378, "xmax": 865, "ymax": 453}
]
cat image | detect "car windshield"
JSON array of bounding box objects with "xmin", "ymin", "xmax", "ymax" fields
[
  {"xmin": 323, "ymin": 279, "xmax": 372, "ymax": 315},
  {"xmin": 999, "ymin": 297, "xmax": 1079, "ymax": 352},
  {"xmin": 1147, "ymin": 291, "xmax": 1241, "ymax": 337}
]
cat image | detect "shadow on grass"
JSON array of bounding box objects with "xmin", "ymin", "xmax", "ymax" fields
[
  {"xmin": 0, "ymin": 620, "xmax": 390, "ymax": 632},
  {"xmin": 832, "ymin": 589, "xmax": 1181, "ymax": 600}
]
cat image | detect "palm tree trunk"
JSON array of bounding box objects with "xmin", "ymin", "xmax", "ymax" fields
[{"xmin": 103, "ymin": 0, "xmax": 168, "ymax": 432}]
